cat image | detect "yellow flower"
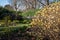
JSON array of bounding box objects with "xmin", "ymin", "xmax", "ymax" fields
[{"xmin": 31, "ymin": 2, "xmax": 60, "ymax": 28}]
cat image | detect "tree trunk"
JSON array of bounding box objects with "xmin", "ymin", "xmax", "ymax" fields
[
  {"xmin": 46, "ymin": 0, "xmax": 49, "ymax": 5},
  {"xmin": 5, "ymin": 16, "xmax": 9, "ymax": 27}
]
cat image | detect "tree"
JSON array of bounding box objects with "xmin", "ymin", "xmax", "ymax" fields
[
  {"xmin": 47, "ymin": 0, "xmax": 49, "ymax": 5},
  {"xmin": 8, "ymin": 0, "xmax": 50, "ymax": 10},
  {"xmin": 37, "ymin": 0, "xmax": 46, "ymax": 8},
  {"xmin": 9, "ymin": 0, "xmax": 22, "ymax": 20},
  {"xmin": 4, "ymin": 4, "xmax": 13, "ymax": 11},
  {"xmin": 46, "ymin": 0, "xmax": 49, "ymax": 5},
  {"xmin": 9, "ymin": 0, "xmax": 22, "ymax": 11},
  {"xmin": 53, "ymin": 0, "xmax": 60, "ymax": 2},
  {"xmin": 0, "ymin": 7, "xmax": 10, "ymax": 27},
  {"xmin": 24, "ymin": 0, "xmax": 37, "ymax": 9}
]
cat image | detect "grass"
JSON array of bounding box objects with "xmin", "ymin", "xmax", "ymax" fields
[
  {"xmin": 9, "ymin": 23, "xmax": 30, "ymax": 27},
  {"xmin": 0, "ymin": 25, "xmax": 28, "ymax": 34},
  {"xmin": 0, "ymin": 23, "xmax": 30, "ymax": 31}
]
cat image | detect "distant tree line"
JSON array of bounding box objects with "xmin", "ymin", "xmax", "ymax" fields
[
  {"xmin": 0, "ymin": 6, "xmax": 23, "ymax": 21},
  {"xmin": 9, "ymin": 0, "xmax": 59, "ymax": 10}
]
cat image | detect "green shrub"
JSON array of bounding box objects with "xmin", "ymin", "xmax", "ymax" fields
[
  {"xmin": 0, "ymin": 26, "xmax": 28, "ymax": 35},
  {"xmin": 22, "ymin": 9, "xmax": 40, "ymax": 17}
]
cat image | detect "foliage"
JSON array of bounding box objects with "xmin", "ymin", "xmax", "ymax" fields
[
  {"xmin": 0, "ymin": 6, "xmax": 23, "ymax": 20},
  {"xmin": 0, "ymin": 6, "xmax": 24, "ymax": 27},
  {"xmin": 0, "ymin": 25, "xmax": 33, "ymax": 40},
  {"xmin": 0, "ymin": 25, "xmax": 28, "ymax": 34},
  {"xmin": 22, "ymin": 9, "xmax": 40, "ymax": 17},
  {"xmin": 4, "ymin": 4, "xmax": 14, "ymax": 11},
  {"xmin": 18, "ymin": 9, "xmax": 40, "ymax": 24},
  {"xmin": 30, "ymin": 2, "xmax": 60, "ymax": 40}
]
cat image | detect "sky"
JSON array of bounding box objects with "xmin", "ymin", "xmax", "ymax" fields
[
  {"xmin": 0, "ymin": 0, "xmax": 54, "ymax": 7},
  {"xmin": 0, "ymin": 0, "xmax": 9, "ymax": 7}
]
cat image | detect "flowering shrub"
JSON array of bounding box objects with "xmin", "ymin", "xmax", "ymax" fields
[{"xmin": 30, "ymin": 2, "xmax": 60, "ymax": 40}]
